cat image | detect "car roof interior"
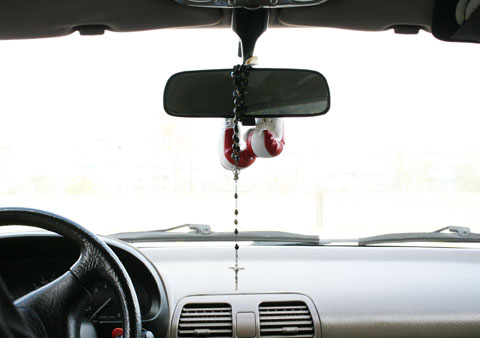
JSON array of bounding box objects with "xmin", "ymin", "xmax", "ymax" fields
[{"xmin": 1, "ymin": 0, "xmax": 479, "ymax": 44}]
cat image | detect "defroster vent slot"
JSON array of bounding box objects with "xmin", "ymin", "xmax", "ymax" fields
[
  {"xmin": 178, "ymin": 303, "xmax": 233, "ymax": 338},
  {"xmin": 259, "ymin": 301, "xmax": 314, "ymax": 338}
]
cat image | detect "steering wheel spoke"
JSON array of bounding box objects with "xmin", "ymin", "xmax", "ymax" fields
[
  {"xmin": 15, "ymin": 271, "xmax": 90, "ymax": 338},
  {"xmin": 70, "ymin": 244, "xmax": 108, "ymax": 287}
]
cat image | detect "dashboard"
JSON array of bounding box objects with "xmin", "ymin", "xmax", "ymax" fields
[
  {"xmin": 2, "ymin": 232, "xmax": 480, "ymax": 338},
  {"xmin": 0, "ymin": 233, "xmax": 169, "ymax": 338},
  {"xmin": 147, "ymin": 243, "xmax": 480, "ymax": 338}
]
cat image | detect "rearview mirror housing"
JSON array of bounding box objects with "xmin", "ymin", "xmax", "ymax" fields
[{"xmin": 163, "ymin": 68, "xmax": 330, "ymax": 118}]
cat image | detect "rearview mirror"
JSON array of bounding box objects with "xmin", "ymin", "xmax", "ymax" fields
[{"xmin": 163, "ymin": 68, "xmax": 330, "ymax": 118}]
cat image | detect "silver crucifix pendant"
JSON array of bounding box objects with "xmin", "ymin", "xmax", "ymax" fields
[{"xmin": 229, "ymin": 266, "xmax": 245, "ymax": 291}]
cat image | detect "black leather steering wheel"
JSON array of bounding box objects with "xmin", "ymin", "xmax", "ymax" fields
[{"xmin": 0, "ymin": 208, "xmax": 142, "ymax": 338}]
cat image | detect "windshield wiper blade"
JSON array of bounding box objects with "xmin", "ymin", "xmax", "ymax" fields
[
  {"xmin": 358, "ymin": 226, "xmax": 480, "ymax": 246},
  {"xmin": 109, "ymin": 229, "xmax": 319, "ymax": 244},
  {"xmin": 151, "ymin": 223, "xmax": 213, "ymax": 234}
]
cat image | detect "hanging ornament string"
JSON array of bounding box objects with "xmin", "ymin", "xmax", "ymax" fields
[{"xmin": 229, "ymin": 64, "xmax": 251, "ymax": 291}]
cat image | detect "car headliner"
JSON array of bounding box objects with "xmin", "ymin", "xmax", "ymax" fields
[{"xmin": 0, "ymin": 0, "xmax": 438, "ymax": 40}]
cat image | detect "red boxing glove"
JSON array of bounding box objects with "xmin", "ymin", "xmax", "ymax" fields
[{"xmin": 219, "ymin": 118, "xmax": 256, "ymax": 170}]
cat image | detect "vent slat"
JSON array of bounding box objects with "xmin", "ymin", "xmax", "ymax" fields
[
  {"xmin": 179, "ymin": 323, "xmax": 232, "ymax": 328},
  {"xmin": 259, "ymin": 335, "xmax": 313, "ymax": 338},
  {"xmin": 183, "ymin": 308, "xmax": 231, "ymax": 312},
  {"xmin": 178, "ymin": 303, "xmax": 233, "ymax": 338},
  {"xmin": 259, "ymin": 310, "xmax": 309, "ymax": 315},
  {"xmin": 259, "ymin": 302, "xmax": 314, "ymax": 338},
  {"xmin": 179, "ymin": 336, "xmax": 232, "ymax": 338},
  {"xmin": 260, "ymin": 309, "xmax": 310, "ymax": 315},
  {"xmin": 260, "ymin": 315, "xmax": 311, "ymax": 321},
  {"xmin": 259, "ymin": 306, "xmax": 307, "ymax": 311},
  {"xmin": 180, "ymin": 317, "xmax": 232, "ymax": 322},
  {"xmin": 178, "ymin": 330, "xmax": 233, "ymax": 334},
  {"xmin": 260, "ymin": 321, "xmax": 313, "ymax": 327},
  {"xmin": 182, "ymin": 312, "xmax": 232, "ymax": 317},
  {"xmin": 261, "ymin": 328, "xmax": 313, "ymax": 333}
]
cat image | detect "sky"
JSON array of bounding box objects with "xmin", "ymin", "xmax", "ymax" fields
[{"xmin": 0, "ymin": 27, "xmax": 480, "ymax": 237}]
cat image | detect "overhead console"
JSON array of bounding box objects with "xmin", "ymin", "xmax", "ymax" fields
[{"xmin": 171, "ymin": 294, "xmax": 321, "ymax": 338}]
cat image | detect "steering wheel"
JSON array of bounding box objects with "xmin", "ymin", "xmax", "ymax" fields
[{"xmin": 0, "ymin": 208, "xmax": 142, "ymax": 338}]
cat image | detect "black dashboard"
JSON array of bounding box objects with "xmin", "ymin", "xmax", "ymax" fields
[{"xmin": 0, "ymin": 233, "xmax": 169, "ymax": 338}]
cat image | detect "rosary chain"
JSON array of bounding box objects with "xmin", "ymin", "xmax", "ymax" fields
[{"xmin": 230, "ymin": 64, "xmax": 251, "ymax": 291}]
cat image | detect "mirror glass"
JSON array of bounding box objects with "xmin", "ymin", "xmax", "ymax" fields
[{"xmin": 164, "ymin": 68, "xmax": 330, "ymax": 118}]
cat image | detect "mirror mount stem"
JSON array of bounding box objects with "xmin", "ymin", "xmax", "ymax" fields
[
  {"xmin": 232, "ymin": 8, "xmax": 268, "ymax": 63},
  {"xmin": 232, "ymin": 8, "xmax": 268, "ymax": 125}
]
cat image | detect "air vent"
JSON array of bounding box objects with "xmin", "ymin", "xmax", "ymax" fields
[
  {"xmin": 259, "ymin": 301, "xmax": 314, "ymax": 338},
  {"xmin": 178, "ymin": 303, "xmax": 233, "ymax": 338}
]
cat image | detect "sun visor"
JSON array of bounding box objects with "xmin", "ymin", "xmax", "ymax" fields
[
  {"xmin": 432, "ymin": 0, "xmax": 480, "ymax": 43},
  {"xmin": 0, "ymin": 0, "xmax": 224, "ymax": 40},
  {"xmin": 277, "ymin": 0, "xmax": 433, "ymax": 32}
]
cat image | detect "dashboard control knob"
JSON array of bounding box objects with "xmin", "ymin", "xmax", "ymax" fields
[{"xmin": 112, "ymin": 328, "xmax": 124, "ymax": 338}]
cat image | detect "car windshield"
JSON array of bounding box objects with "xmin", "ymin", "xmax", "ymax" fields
[{"xmin": 1, "ymin": 27, "xmax": 479, "ymax": 240}]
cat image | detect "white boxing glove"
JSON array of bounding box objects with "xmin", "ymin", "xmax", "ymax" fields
[{"xmin": 246, "ymin": 118, "xmax": 285, "ymax": 158}]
